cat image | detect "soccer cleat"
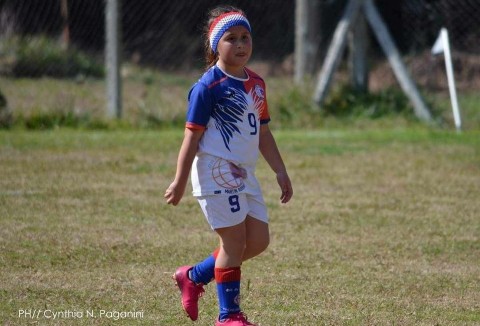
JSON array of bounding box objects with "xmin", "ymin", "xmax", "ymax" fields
[
  {"xmin": 215, "ymin": 312, "xmax": 257, "ymax": 326},
  {"xmin": 173, "ymin": 266, "xmax": 205, "ymax": 321}
]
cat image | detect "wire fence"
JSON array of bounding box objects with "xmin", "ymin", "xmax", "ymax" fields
[{"xmin": 0, "ymin": 0, "xmax": 478, "ymax": 124}]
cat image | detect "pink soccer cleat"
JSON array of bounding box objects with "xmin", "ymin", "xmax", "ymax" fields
[
  {"xmin": 215, "ymin": 312, "xmax": 257, "ymax": 326},
  {"xmin": 173, "ymin": 266, "xmax": 205, "ymax": 321}
]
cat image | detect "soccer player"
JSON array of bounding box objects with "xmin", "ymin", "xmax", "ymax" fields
[{"xmin": 165, "ymin": 5, "xmax": 293, "ymax": 325}]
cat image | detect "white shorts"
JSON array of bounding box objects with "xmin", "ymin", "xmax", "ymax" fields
[{"xmin": 197, "ymin": 192, "xmax": 268, "ymax": 230}]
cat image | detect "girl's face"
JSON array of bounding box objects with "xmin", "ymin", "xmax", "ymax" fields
[{"xmin": 216, "ymin": 25, "xmax": 252, "ymax": 77}]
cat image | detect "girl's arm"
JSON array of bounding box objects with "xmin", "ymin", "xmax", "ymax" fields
[
  {"xmin": 259, "ymin": 124, "xmax": 293, "ymax": 204},
  {"xmin": 165, "ymin": 128, "xmax": 204, "ymax": 206}
]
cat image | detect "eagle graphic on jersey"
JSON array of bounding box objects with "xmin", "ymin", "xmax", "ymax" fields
[{"xmin": 211, "ymin": 86, "xmax": 263, "ymax": 151}]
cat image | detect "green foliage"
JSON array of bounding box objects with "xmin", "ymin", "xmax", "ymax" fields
[
  {"xmin": 15, "ymin": 110, "xmax": 108, "ymax": 130},
  {"xmin": 272, "ymin": 86, "xmax": 321, "ymax": 128},
  {"xmin": 3, "ymin": 109, "xmax": 186, "ymax": 131},
  {"xmin": 136, "ymin": 111, "xmax": 185, "ymax": 129},
  {"xmin": 9, "ymin": 109, "xmax": 185, "ymax": 131},
  {"xmin": 269, "ymin": 83, "xmax": 422, "ymax": 129},
  {"xmin": 2, "ymin": 36, "xmax": 104, "ymax": 78},
  {"xmin": 322, "ymin": 85, "xmax": 414, "ymax": 119}
]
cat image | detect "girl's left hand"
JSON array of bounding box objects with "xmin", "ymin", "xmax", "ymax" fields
[{"xmin": 276, "ymin": 171, "xmax": 293, "ymax": 204}]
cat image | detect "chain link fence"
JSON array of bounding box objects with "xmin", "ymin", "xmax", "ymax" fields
[
  {"xmin": 0, "ymin": 0, "xmax": 478, "ymax": 126},
  {"xmin": 0, "ymin": 0, "xmax": 295, "ymax": 71}
]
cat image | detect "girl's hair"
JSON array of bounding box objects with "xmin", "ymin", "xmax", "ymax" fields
[{"xmin": 203, "ymin": 5, "xmax": 247, "ymax": 70}]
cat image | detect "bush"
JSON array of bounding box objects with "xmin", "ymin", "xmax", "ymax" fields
[
  {"xmin": 2, "ymin": 36, "xmax": 104, "ymax": 78},
  {"xmin": 12, "ymin": 109, "xmax": 109, "ymax": 130},
  {"xmin": 322, "ymin": 85, "xmax": 414, "ymax": 119},
  {"xmin": 269, "ymin": 83, "xmax": 420, "ymax": 129},
  {"xmin": 267, "ymin": 83, "xmax": 323, "ymax": 129}
]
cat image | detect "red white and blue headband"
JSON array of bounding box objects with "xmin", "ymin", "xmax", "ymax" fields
[{"xmin": 209, "ymin": 12, "xmax": 251, "ymax": 53}]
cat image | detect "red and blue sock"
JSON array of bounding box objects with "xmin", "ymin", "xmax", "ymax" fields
[
  {"xmin": 215, "ymin": 266, "xmax": 241, "ymax": 321},
  {"xmin": 189, "ymin": 248, "xmax": 219, "ymax": 285}
]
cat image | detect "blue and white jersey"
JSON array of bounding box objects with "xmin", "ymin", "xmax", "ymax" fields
[{"xmin": 186, "ymin": 65, "xmax": 270, "ymax": 196}]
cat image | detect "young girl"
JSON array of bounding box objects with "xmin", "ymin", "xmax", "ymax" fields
[{"xmin": 165, "ymin": 5, "xmax": 293, "ymax": 326}]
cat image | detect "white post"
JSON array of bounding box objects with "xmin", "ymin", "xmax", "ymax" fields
[
  {"xmin": 433, "ymin": 28, "xmax": 462, "ymax": 132},
  {"xmin": 106, "ymin": 0, "xmax": 122, "ymax": 119}
]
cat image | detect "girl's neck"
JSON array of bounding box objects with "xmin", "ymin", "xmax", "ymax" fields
[{"xmin": 216, "ymin": 61, "xmax": 248, "ymax": 79}]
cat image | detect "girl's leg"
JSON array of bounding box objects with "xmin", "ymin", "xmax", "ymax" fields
[
  {"xmin": 189, "ymin": 216, "xmax": 268, "ymax": 286},
  {"xmin": 215, "ymin": 221, "xmax": 246, "ymax": 267},
  {"xmin": 190, "ymin": 194, "xmax": 267, "ymax": 282},
  {"xmin": 175, "ymin": 193, "xmax": 267, "ymax": 322},
  {"xmin": 214, "ymin": 221, "xmax": 246, "ymax": 321},
  {"xmin": 190, "ymin": 248, "xmax": 219, "ymax": 284},
  {"xmin": 174, "ymin": 216, "xmax": 268, "ymax": 321},
  {"xmin": 243, "ymin": 216, "xmax": 269, "ymax": 261},
  {"xmin": 190, "ymin": 215, "xmax": 268, "ymax": 284}
]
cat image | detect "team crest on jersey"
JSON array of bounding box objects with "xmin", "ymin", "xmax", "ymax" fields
[
  {"xmin": 254, "ymin": 84, "xmax": 265, "ymax": 99},
  {"xmin": 211, "ymin": 158, "xmax": 246, "ymax": 193}
]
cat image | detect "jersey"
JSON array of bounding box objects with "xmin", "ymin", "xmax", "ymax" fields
[{"xmin": 186, "ymin": 65, "xmax": 270, "ymax": 197}]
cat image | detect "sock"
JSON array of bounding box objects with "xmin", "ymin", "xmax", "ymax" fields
[
  {"xmin": 189, "ymin": 248, "xmax": 219, "ymax": 285},
  {"xmin": 215, "ymin": 266, "xmax": 241, "ymax": 321}
]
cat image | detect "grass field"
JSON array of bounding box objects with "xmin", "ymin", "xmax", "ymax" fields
[{"xmin": 1, "ymin": 126, "xmax": 479, "ymax": 325}]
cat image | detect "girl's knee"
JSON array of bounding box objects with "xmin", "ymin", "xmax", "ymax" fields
[
  {"xmin": 247, "ymin": 235, "xmax": 269, "ymax": 254},
  {"xmin": 216, "ymin": 224, "xmax": 247, "ymax": 255}
]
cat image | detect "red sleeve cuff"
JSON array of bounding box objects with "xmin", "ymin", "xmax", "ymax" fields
[{"xmin": 186, "ymin": 122, "xmax": 206, "ymax": 130}]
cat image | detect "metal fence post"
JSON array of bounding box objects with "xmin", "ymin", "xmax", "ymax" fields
[
  {"xmin": 295, "ymin": 0, "xmax": 308, "ymax": 84},
  {"xmin": 349, "ymin": 10, "xmax": 369, "ymax": 92},
  {"xmin": 106, "ymin": 0, "xmax": 122, "ymax": 119}
]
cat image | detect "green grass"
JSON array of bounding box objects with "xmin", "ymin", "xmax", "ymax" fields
[{"xmin": 1, "ymin": 127, "xmax": 479, "ymax": 325}]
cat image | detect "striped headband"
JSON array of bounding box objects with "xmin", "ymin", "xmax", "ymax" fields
[{"xmin": 209, "ymin": 12, "xmax": 251, "ymax": 53}]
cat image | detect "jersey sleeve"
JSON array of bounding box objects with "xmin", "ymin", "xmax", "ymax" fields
[{"xmin": 186, "ymin": 82, "xmax": 213, "ymax": 130}]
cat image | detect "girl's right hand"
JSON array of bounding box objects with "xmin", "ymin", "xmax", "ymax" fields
[
  {"xmin": 165, "ymin": 128, "xmax": 204, "ymax": 206},
  {"xmin": 164, "ymin": 181, "xmax": 184, "ymax": 206}
]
